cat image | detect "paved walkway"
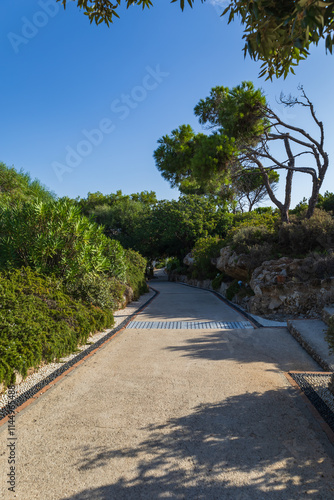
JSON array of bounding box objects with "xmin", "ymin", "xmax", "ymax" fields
[{"xmin": 1, "ymin": 277, "xmax": 334, "ymax": 499}]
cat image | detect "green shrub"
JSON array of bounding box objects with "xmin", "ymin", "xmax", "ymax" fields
[
  {"xmin": 0, "ymin": 162, "xmax": 55, "ymax": 206},
  {"xmin": 0, "ymin": 199, "xmax": 111, "ymax": 280},
  {"xmin": 154, "ymin": 261, "xmax": 166, "ymax": 269},
  {"xmin": 232, "ymin": 210, "xmax": 278, "ymax": 231},
  {"xmin": 0, "ymin": 268, "xmax": 114, "ymax": 387},
  {"xmin": 278, "ymin": 209, "xmax": 334, "ymax": 255},
  {"xmin": 166, "ymin": 258, "xmax": 181, "ymax": 273},
  {"xmin": 212, "ymin": 272, "xmax": 230, "ymax": 290},
  {"xmin": 66, "ymin": 273, "xmax": 126, "ymax": 310},
  {"xmin": 125, "ymin": 249, "xmax": 148, "ymax": 299},
  {"xmin": 230, "ymin": 225, "xmax": 275, "ymax": 253},
  {"xmin": 226, "ymin": 280, "xmax": 240, "ymax": 301},
  {"xmin": 0, "ymin": 198, "xmax": 136, "ymax": 308},
  {"xmin": 192, "ymin": 236, "xmax": 224, "ymax": 280},
  {"xmin": 225, "ymin": 279, "xmax": 254, "ymax": 301}
]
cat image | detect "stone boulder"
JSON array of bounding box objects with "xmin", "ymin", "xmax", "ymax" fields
[
  {"xmin": 215, "ymin": 246, "xmax": 250, "ymax": 281},
  {"xmin": 183, "ymin": 252, "xmax": 195, "ymax": 267},
  {"xmin": 248, "ymin": 256, "xmax": 334, "ymax": 318}
]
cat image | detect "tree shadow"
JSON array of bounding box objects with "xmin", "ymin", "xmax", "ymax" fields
[
  {"xmin": 164, "ymin": 326, "xmax": 320, "ymax": 373},
  {"xmin": 61, "ymin": 390, "xmax": 334, "ymax": 499}
]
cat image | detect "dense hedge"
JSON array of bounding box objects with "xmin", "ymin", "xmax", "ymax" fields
[
  {"xmin": 125, "ymin": 249, "xmax": 149, "ymax": 299},
  {"xmin": 0, "ymin": 268, "xmax": 114, "ymax": 386}
]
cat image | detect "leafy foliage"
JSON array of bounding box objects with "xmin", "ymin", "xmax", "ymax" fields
[
  {"xmin": 0, "ymin": 268, "xmax": 114, "ymax": 387},
  {"xmin": 194, "ymin": 82, "xmax": 268, "ymax": 141},
  {"xmin": 59, "ymin": 1, "xmax": 334, "ymax": 79},
  {"xmin": 58, "ymin": 0, "xmax": 155, "ymax": 26},
  {"xmin": 0, "ymin": 162, "xmax": 55, "ymax": 206},
  {"xmin": 223, "ymin": 0, "xmax": 334, "ymax": 79},
  {"xmin": 317, "ymin": 191, "xmax": 334, "ymax": 213},
  {"xmin": 154, "ymin": 83, "xmax": 279, "ymax": 213},
  {"xmin": 124, "ymin": 249, "xmax": 149, "ymax": 299},
  {"xmin": 0, "ymin": 199, "xmax": 113, "ymax": 281},
  {"xmin": 212, "ymin": 272, "xmax": 230, "ymax": 290},
  {"xmin": 65, "ymin": 273, "xmax": 126, "ymax": 310},
  {"xmin": 192, "ymin": 236, "xmax": 224, "ymax": 280},
  {"xmin": 142, "ymin": 195, "xmax": 233, "ymax": 260},
  {"xmin": 278, "ymin": 209, "xmax": 334, "ymax": 255}
]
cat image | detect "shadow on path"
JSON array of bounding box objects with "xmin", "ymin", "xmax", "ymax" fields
[
  {"xmin": 62, "ymin": 390, "xmax": 334, "ymax": 499},
  {"xmin": 164, "ymin": 327, "xmax": 320, "ymax": 373}
]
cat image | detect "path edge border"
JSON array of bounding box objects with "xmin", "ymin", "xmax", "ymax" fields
[
  {"xmin": 173, "ymin": 280, "xmax": 262, "ymax": 328},
  {"xmin": 284, "ymin": 371, "xmax": 334, "ymax": 447},
  {"xmin": 0, "ymin": 286, "xmax": 159, "ymax": 427}
]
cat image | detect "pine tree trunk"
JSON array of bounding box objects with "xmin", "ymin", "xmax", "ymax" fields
[{"xmin": 306, "ymin": 179, "xmax": 321, "ymax": 219}]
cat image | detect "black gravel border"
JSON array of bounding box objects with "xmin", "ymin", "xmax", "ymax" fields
[
  {"xmin": 0, "ymin": 288, "xmax": 158, "ymax": 422},
  {"xmin": 289, "ymin": 372, "xmax": 334, "ymax": 432}
]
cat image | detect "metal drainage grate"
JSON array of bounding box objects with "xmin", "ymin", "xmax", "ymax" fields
[
  {"xmin": 289, "ymin": 372, "xmax": 334, "ymax": 433},
  {"xmin": 126, "ymin": 320, "xmax": 254, "ymax": 330}
]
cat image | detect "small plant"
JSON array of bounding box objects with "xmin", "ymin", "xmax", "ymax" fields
[
  {"xmin": 226, "ymin": 280, "xmax": 240, "ymax": 301},
  {"xmin": 212, "ymin": 272, "xmax": 230, "ymax": 290}
]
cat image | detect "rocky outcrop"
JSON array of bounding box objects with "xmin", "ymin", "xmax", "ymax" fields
[
  {"xmin": 248, "ymin": 256, "xmax": 334, "ymax": 317},
  {"xmin": 183, "ymin": 252, "xmax": 195, "ymax": 267},
  {"xmin": 215, "ymin": 246, "xmax": 251, "ymax": 281}
]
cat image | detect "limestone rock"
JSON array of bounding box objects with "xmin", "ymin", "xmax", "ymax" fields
[
  {"xmin": 248, "ymin": 255, "xmax": 334, "ymax": 318},
  {"xmin": 215, "ymin": 246, "xmax": 250, "ymax": 281},
  {"xmin": 183, "ymin": 252, "xmax": 194, "ymax": 267}
]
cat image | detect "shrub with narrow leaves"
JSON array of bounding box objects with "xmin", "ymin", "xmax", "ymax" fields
[{"xmin": 0, "ymin": 268, "xmax": 114, "ymax": 387}]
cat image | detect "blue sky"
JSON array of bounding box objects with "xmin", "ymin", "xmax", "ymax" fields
[{"xmin": 1, "ymin": 0, "xmax": 334, "ymax": 207}]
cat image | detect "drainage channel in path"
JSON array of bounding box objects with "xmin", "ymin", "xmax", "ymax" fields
[{"xmin": 126, "ymin": 320, "xmax": 254, "ymax": 330}]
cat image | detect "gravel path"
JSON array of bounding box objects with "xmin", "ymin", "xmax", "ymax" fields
[
  {"xmin": 1, "ymin": 279, "xmax": 334, "ymax": 499},
  {"xmin": 0, "ymin": 289, "xmax": 156, "ymax": 414}
]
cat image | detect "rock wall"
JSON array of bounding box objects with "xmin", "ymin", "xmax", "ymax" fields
[
  {"xmin": 248, "ymin": 256, "xmax": 334, "ymax": 318},
  {"xmin": 215, "ymin": 246, "xmax": 250, "ymax": 281},
  {"xmin": 182, "ymin": 248, "xmax": 334, "ymax": 318},
  {"xmin": 169, "ymin": 272, "xmax": 230, "ymax": 296}
]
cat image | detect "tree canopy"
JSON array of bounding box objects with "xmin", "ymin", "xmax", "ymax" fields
[
  {"xmin": 154, "ymin": 82, "xmax": 279, "ymax": 213},
  {"xmin": 59, "ymin": 0, "xmax": 334, "ymax": 78},
  {"xmin": 155, "ymin": 82, "xmax": 328, "ymax": 222}
]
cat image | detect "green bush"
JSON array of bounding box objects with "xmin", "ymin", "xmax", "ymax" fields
[
  {"xmin": 212, "ymin": 272, "xmax": 231, "ymax": 290},
  {"xmin": 192, "ymin": 236, "xmax": 224, "ymax": 280},
  {"xmin": 0, "ymin": 198, "xmax": 135, "ymax": 308},
  {"xmin": 0, "ymin": 268, "xmax": 114, "ymax": 387},
  {"xmin": 225, "ymin": 279, "xmax": 254, "ymax": 301},
  {"xmin": 229, "ymin": 225, "xmax": 276, "ymax": 253},
  {"xmin": 278, "ymin": 209, "xmax": 334, "ymax": 255},
  {"xmin": 232, "ymin": 210, "xmax": 278, "ymax": 231},
  {"xmin": 125, "ymin": 249, "xmax": 148, "ymax": 299},
  {"xmin": 0, "ymin": 199, "xmax": 111, "ymax": 280},
  {"xmin": 0, "ymin": 162, "xmax": 55, "ymax": 206},
  {"xmin": 226, "ymin": 280, "xmax": 240, "ymax": 301},
  {"xmin": 66, "ymin": 273, "xmax": 126, "ymax": 310},
  {"xmin": 166, "ymin": 257, "xmax": 181, "ymax": 273}
]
